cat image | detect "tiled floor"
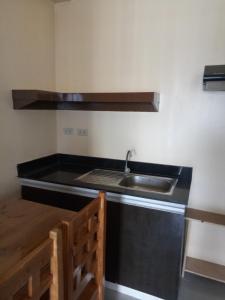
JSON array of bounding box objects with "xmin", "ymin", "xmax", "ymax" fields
[
  {"xmin": 105, "ymin": 273, "xmax": 225, "ymax": 300},
  {"xmin": 178, "ymin": 273, "xmax": 225, "ymax": 300}
]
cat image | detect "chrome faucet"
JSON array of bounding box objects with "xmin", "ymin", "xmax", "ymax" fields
[{"xmin": 124, "ymin": 150, "xmax": 132, "ymax": 174}]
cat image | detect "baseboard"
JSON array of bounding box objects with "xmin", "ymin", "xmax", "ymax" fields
[{"xmin": 105, "ymin": 281, "xmax": 163, "ymax": 300}]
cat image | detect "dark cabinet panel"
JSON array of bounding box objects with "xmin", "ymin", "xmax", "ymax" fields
[
  {"xmin": 21, "ymin": 186, "xmax": 92, "ymax": 212},
  {"xmin": 105, "ymin": 202, "xmax": 184, "ymax": 300}
]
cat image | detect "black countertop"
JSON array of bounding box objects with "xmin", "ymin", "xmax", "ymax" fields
[{"xmin": 17, "ymin": 153, "xmax": 192, "ymax": 206}]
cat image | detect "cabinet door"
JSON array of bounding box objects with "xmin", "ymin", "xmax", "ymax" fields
[{"xmin": 105, "ymin": 201, "xmax": 184, "ymax": 300}]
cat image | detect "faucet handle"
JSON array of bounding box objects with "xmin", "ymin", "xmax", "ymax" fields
[
  {"xmin": 124, "ymin": 149, "xmax": 136, "ymax": 174},
  {"xmin": 130, "ymin": 148, "xmax": 136, "ymax": 158}
]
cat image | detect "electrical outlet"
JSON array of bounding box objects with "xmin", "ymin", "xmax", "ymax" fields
[
  {"xmin": 63, "ymin": 128, "xmax": 74, "ymax": 135},
  {"xmin": 77, "ymin": 128, "xmax": 88, "ymax": 136}
]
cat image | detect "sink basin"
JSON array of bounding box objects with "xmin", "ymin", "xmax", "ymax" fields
[
  {"xmin": 77, "ymin": 169, "xmax": 177, "ymax": 195},
  {"xmin": 119, "ymin": 174, "xmax": 177, "ymax": 194}
]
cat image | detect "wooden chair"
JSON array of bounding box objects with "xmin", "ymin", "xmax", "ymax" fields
[
  {"xmin": 62, "ymin": 192, "xmax": 106, "ymax": 300},
  {"xmin": 0, "ymin": 227, "xmax": 64, "ymax": 300}
]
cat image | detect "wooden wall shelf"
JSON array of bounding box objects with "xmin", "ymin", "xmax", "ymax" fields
[
  {"xmin": 184, "ymin": 209, "xmax": 225, "ymax": 284},
  {"xmin": 12, "ymin": 90, "xmax": 160, "ymax": 112},
  {"xmin": 186, "ymin": 208, "xmax": 225, "ymax": 226},
  {"xmin": 185, "ymin": 257, "xmax": 225, "ymax": 283}
]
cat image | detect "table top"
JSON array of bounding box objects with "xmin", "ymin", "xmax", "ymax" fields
[{"xmin": 0, "ymin": 198, "xmax": 76, "ymax": 277}]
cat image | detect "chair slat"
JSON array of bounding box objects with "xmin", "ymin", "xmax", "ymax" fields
[
  {"xmin": 77, "ymin": 279, "xmax": 98, "ymax": 300},
  {"xmin": 62, "ymin": 192, "xmax": 106, "ymax": 300}
]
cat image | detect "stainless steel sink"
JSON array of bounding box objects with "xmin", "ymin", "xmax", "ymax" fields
[
  {"xmin": 77, "ymin": 169, "xmax": 177, "ymax": 195},
  {"xmin": 119, "ymin": 174, "xmax": 177, "ymax": 194}
]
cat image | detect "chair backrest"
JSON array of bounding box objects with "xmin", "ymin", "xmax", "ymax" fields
[
  {"xmin": 62, "ymin": 192, "xmax": 106, "ymax": 300},
  {"xmin": 0, "ymin": 227, "xmax": 64, "ymax": 300}
]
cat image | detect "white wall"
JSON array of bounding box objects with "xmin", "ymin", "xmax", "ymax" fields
[
  {"xmin": 0, "ymin": 0, "xmax": 56, "ymax": 199},
  {"xmin": 55, "ymin": 0, "xmax": 225, "ymax": 265}
]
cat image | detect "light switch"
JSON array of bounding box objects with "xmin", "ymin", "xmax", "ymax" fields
[
  {"xmin": 77, "ymin": 128, "xmax": 88, "ymax": 136},
  {"xmin": 63, "ymin": 128, "xmax": 74, "ymax": 135}
]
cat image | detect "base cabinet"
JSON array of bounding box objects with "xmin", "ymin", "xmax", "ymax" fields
[
  {"xmin": 105, "ymin": 201, "xmax": 185, "ymax": 300},
  {"xmin": 21, "ymin": 185, "xmax": 185, "ymax": 300}
]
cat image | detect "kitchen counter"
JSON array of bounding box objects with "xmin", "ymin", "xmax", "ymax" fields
[
  {"xmin": 0, "ymin": 198, "xmax": 75, "ymax": 277},
  {"xmin": 16, "ymin": 154, "xmax": 191, "ymax": 300},
  {"xmin": 17, "ymin": 153, "xmax": 192, "ymax": 206}
]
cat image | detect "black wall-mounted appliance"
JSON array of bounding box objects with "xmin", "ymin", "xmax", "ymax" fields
[{"xmin": 203, "ymin": 65, "xmax": 225, "ymax": 91}]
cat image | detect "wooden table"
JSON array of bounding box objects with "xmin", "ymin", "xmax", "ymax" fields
[{"xmin": 0, "ymin": 198, "xmax": 76, "ymax": 278}]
